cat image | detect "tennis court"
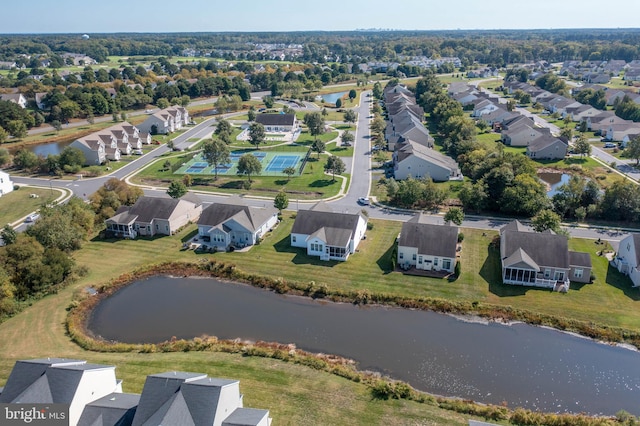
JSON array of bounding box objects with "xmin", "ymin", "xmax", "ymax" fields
[
  {"xmin": 265, "ymin": 154, "xmax": 302, "ymax": 172},
  {"xmin": 175, "ymin": 150, "xmax": 307, "ymax": 176}
]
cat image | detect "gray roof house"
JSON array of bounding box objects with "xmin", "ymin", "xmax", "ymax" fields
[
  {"xmin": 0, "ymin": 358, "xmax": 122, "ymax": 426},
  {"xmin": 197, "ymin": 197, "xmax": 278, "ymax": 251},
  {"xmin": 0, "ymin": 359, "xmax": 271, "ymax": 426},
  {"xmin": 291, "ymin": 202, "xmax": 368, "ymax": 261},
  {"xmin": 137, "ymin": 106, "xmax": 189, "ymax": 135},
  {"xmin": 132, "ymin": 372, "xmax": 270, "ymax": 426},
  {"xmin": 393, "ymin": 139, "xmax": 461, "ymax": 181},
  {"xmin": 255, "ymin": 113, "xmax": 297, "ymax": 132},
  {"xmin": 500, "ymin": 220, "xmax": 592, "ymax": 291},
  {"xmin": 526, "ymin": 134, "xmax": 567, "ymax": 160},
  {"xmin": 105, "ymin": 195, "xmax": 202, "ymax": 239},
  {"xmin": 397, "ymin": 213, "xmax": 458, "ymax": 274}
]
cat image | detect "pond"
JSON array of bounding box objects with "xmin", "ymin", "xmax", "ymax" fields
[
  {"xmin": 538, "ymin": 172, "xmax": 570, "ymax": 197},
  {"xmin": 320, "ymin": 91, "xmax": 347, "ymax": 104},
  {"xmin": 88, "ymin": 276, "xmax": 640, "ymax": 416},
  {"xmin": 7, "ymin": 140, "xmax": 73, "ymax": 157}
]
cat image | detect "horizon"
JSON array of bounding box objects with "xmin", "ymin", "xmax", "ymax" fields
[{"xmin": 6, "ymin": 0, "xmax": 640, "ymax": 34}]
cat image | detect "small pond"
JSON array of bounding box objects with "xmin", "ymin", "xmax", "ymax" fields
[
  {"xmin": 538, "ymin": 172, "xmax": 571, "ymax": 196},
  {"xmin": 320, "ymin": 91, "xmax": 347, "ymax": 104},
  {"xmin": 7, "ymin": 140, "xmax": 73, "ymax": 157},
  {"xmin": 88, "ymin": 276, "xmax": 640, "ymax": 416}
]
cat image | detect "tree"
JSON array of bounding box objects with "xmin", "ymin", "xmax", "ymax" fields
[
  {"xmin": 531, "ymin": 209, "xmax": 562, "ymax": 233},
  {"xmin": 560, "ymin": 126, "xmax": 573, "ymax": 141},
  {"xmin": 1, "ymin": 225, "xmax": 17, "ymax": 245},
  {"xmin": 335, "ymin": 98, "xmax": 342, "ymax": 108},
  {"xmin": 6, "ymin": 120, "xmax": 27, "ymax": 138},
  {"xmin": 444, "ymin": 207, "xmax": 464, "ymax": 226},
  {"xmin": 348, "ymin": 89, "xmax": 357, "ymax": 102},
  {"xmin": 506, "ymin": 99, "xmax": 516, "ymax": 112},
  {"xmin": 341, "ymin": 131, "xmax": 354, "ymax": 146},
  {"xmin": 262, "ymin": 96, "xmax": 274, "ymax": 109},
  {"xmin": 202, "ymin": 138, "xmax": 230, "ymax": 180},
  {"xmin": 324, "ymin": 155, "xmax": 346, "ymax": 182},
  {"xmin": 90, "ymin": 178, "xmax": 143, "ymax": 221},
  {"xmin": 13, "ymin": 150, "xmax": 39, "ymax": 171},
  {"xmin": 237, "ymin": 153, "xmax": 262, "ymax": 183},
  {"xmin": 282, "ymin": 166, "xmax": 296, "ymax": 182},
  {"xmin": 51, "ymin": 120, "xmax": 62, "ymax": 132},
  {"xmin": 343, "ymin": 109, "xmax": 357, "ymax": 123},
  {"xmin": 249, "ymin": 122, "xmax": 266, "ymax": 149},
  {"xmin": 156, "ymin": 98, "xmax": 170, "ymax": 109},
  {"xmin": 182, "ymin": 174, "xmax": 193, "ymax": 187},
  {"xmin": 0, "ymin": 148, "xmax": 11, "ymax": 167},
  {"xmin": 59, "ymin": 147, "xmax": 85, "ymax": 172},
  {"xmin": 247, "ymin": 108, "xmax": 256, "ymax": 122},
  {"xmin": 573, "ymin": 134, "xmax": 591, "ymax": 157},
  {"xmin": 0, "ymin": 127, "xmax": 7, "ymax": 144},
  {"xmin": 167, "ymin": 180, "xmax": 187, "ymax": 198},
  {"xmin": 372, "ymin": 82, "xmax": 383, "ymax": 100},
  {"xmin": 311, "ymin": 139, "xmax": 326, "ymax": 158},
  {"xmin": 625, "ymin": 135, "xmax": 640, "ymax": 165},
  {"xmin": 304, "ymin": 111, "xmax": 325, "ymax": 141},
  {"xmin": 274, "ymin": 190, "xmax": 289, "ymax": 213}
]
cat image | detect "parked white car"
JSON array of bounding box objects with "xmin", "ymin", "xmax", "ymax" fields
[{"xmin": 357, "ymin": 197, "xmax": 370, "ymax": 206}]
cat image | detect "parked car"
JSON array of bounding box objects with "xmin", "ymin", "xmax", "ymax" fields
[
  {"xmin": 133, "ymin": 149, "xmax": 143, "ymax": 155},
  {"xmin": 357, "ymin": 197, "xmax": 370, "ymax": 206},
  {"xmin": 603, "ymin": 142, "xmax": 617, "ymax": 148},
  {"xmin": 24, "ymin": 213, "xmax": 40, "ymax": 223}
]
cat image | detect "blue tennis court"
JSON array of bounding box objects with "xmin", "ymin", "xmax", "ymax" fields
[
  {"xmin": 186, "ymin": 167, "xmax": 205, "ymax": 173},
  {"xmin": 265, "ymin": 155, "xmax": 301, "ymax": 172}
]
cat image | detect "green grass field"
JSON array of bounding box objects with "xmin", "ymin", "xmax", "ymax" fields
[{"xmin": 0, "ymin": 187, "xmax": 58, "ymax": 226}]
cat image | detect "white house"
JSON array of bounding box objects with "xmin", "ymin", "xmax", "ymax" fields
[
  {"xmin": 0, "ymin": 170, "xmax": 14, "ymax": 196},
  {"xmin": 613, "ymin": 233, "xmax": 640, "ymax": 287},
  {"xmin": 137, "ymin": 106, "xmax": 189, "ymax": 135},
  {"xmin": 0, "ymin": 93, "xmax": 27, "ymax": 108},
  {"xmin": 0, "ymin": 358, "xmax": 122, "ymax": 426},
  {"xmin": 290, "ymin": 202, "xmax": 367, "ymax": 261},
  {"xmin": 397, "ymin": 213, "xmax": 458, "ymax": 273},
  {"xmin": 197, "ymin": 198, "xmax": 278, "ymax": 251},
  {"xmin": 255, "ymin": 113, "xmax": 298, "ymax": 132}
]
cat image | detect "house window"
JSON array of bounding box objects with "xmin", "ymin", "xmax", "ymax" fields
[
  {"xmin": 399, "ymin": 252, "xmax": 404, "ymax": 259},
  {"xmin": 443, "ymin": 259, "xmax": 451, "ymax": 270},
  {"xmin": 292, "ymin": 236, "xmax": 297, "ymax": 243},
  {"xmin": 418, "ymin": 256, "xmax": 422, "ymax": 264},
  {"xmin": 574, "ymin": 268, "xmax": 583, "ymax": 278},
  {"xmin": 554, "ymin": 271, "xmax": 565, "ymax": 281},
  {"xmin": 434, "ymin": 258, "xmax": 439, "ymax": 266},
  {"xmin": 544, "ymin": 269, "xmax": 551, "ymax": 279},
  {"xmin": 412, "ymin": 254, "xmax": 417, "ymax": 261}
]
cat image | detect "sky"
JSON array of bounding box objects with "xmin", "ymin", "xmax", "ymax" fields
[{"xmin": 4, "ymin": 0, "xmax": 640, "ymax": 33}]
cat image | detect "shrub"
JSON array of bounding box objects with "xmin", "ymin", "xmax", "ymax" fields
[
  {"xmin": 454, "ymin": 261, "xmax": 461, "ymax": 277},
  {"xmin": 367, "ymin": 222, "xmax": 374, "ymax": 230},
  {"xmin": 457, "ymin": 232, "xmax": 464, "ymax": 243}
]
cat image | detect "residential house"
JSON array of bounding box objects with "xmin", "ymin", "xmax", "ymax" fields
[
  {"xmin": 452, "ymin": 89, "xmax": 480, "ymax": 106},
  {"xmin": 500, "ymin": 220, "xmax": 592, "ymax": 291},
  {"xmin": 105, "ymin": 195, "xmax": 202, "ymax": 239},
  {"xmin": 255, "ymin": 113, "xmax": 298, "ymax": 132},
  {"xmin": 477, "ymin": 106, "xmax": 518, "ymax": 126},
  {"xmin": 397, "ymin": 213, "xmax": 458, "ymax": 273},
  {"xmin": 564, "ymin": 104, "xmax": 600, "ymax": 122},
  {"xmin": 290, "ymin": 202, "xmax": 367, "ymax": 261},
  {"xmin": 137, "ymin": 106, "xmax": 189, "ymax": 135},
  {"xmin": 70, "ymin": 137, "xmax": 107, "ymax": 165},
  {"xmin": 0, "ymin": 170, "xmax": 14, "ymax": 196},
  {"xmin": 604, "ymin": 59, "xmax": 627, "ymax": 74},
  {"xmin": 447, "ymin": 81, "xmax": 472, "ymax": 96},
  {"xmin": 0, "ymin": 61, "xmax": 18, "ymax": 70},
  {"xmin": 0, "ymin": 93, "xmax": 27, "ymax": 108},
  {"xmin": 393, "ymin": 139, "xmax": 461, "ymax": 181},
  {"xmin": 501, "ymin": 117, "xmax": 546, "ymax": 147},
  {"xmin": 35, "ymin": 92, "xmax": 48, "ymax": 110},
  {"xmin": 385, "ymin": 110, "xmax": 433, "ymax": 151},
  {"xmin": 613, "ymin": 233, "xmax": 640, "ymax": 287},
  {"xmin": 0, "ymin": 358, "xmax": 271, "ymax": 426},
  {"xmin": 582, "ymin": 72, "xmax": 611, "ymax": 84},
  {"xmin": 624, "ymin": 68, "xmax": 640, "ymax": 81},
  {"xmin": 471, "ymin": 99, "xmax": 501, "ymax": 118},
  {"xmin": 131, "ymin": 372, "xmax": 271, "ymax": 426},
  {"xmin": 587, "ymin": 111, "xmax": 628, "ymax": 133},
  {"xmin": 605, "ymin": 122, "xmax": 640, "ymax": 142},
  {"xmin": 197, "ymin": 198, "xmax": 278, "ymax": 251},
  {"xmin": 526, "ymin": 134, "xmax": 567, "ymax": 160},
  {"xmin": 0, "ymin": 358, "xmax": 122, "ymax": 426}
]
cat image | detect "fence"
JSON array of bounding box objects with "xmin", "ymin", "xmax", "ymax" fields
[
  {"xmin": 298, "ymin": 148, "xmax": 312, "ymax": 175},
  {"xmin": 171, "ymin": 151, "xmax": 199, "ymax": 173}
]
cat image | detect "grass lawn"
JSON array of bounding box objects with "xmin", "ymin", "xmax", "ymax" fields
[
  {"xmin": 296, "ymin": 130, "xmax": 339, "ymax": 146},
  {"xmin": 0, "ymin": 187, "xmax": 58, "ymax": 226},
  {"xmin": 0, "ymin": 225, "xmax": 480, "ymax": 425},
  {"xmin": 327, "ymin": 143, "xmax": 354, "ymax": 157},
  {"xmin": 132, "ymin": 152, "xmax": 346, "ymax": 200},
  {"xmin": 294, "ymin": 110, "xmax": 346, "ymax": 122}
]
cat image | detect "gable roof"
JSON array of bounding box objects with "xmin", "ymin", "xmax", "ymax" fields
[
  {"xmin": 198, "ymin": 199, "xmax": 277, "ymax": 232},
  {"xmin": 396, "ymin": 139, "xmax": 459, "ymax": 172},
  {"xmin": 255, "ymin": 113, "xmax": 296, "ymax": 126},
  {"xmin": 501, "ymin": 225, "xmax": 570, "ymax": 269},
  {"xmin": 222, "ymin": 408, "xmax": 270, "ymax": 426},
  {"xmin": 291, "ymin": 203, "xmax": 365, "ymax": 247},
  {"xmin": 77, "ymin": 392, "xmax": 140, "ymax": 426},
  {"xmin": 399, "ymin": 214, "xmax": 458, "ymax": 258},
  {"xmin": 569, "ymin": 251, "xmax": 592, "ymax": 268}
]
